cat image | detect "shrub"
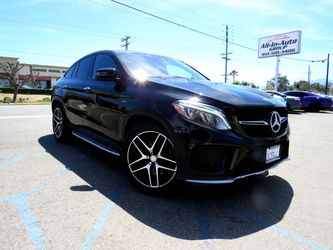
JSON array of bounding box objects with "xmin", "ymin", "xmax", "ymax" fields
[
  {"xmin": 42, "ymin": 97, "xmax": 51, "ymax": 102},
  {"xmin": 3, "ymin": 97, "xmax": 13, "ymax": 103},
  {"xmin": 0, "ymin": 87, "xmax": 52, "ymax": 95}
]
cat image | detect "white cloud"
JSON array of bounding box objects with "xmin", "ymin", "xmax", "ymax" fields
[{"xmin": 42, "ymin": 28, "xmax": 58, "ymax": 32}]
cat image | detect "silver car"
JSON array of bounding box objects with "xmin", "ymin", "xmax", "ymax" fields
[{"xmin": 266, "ymin": 90, "xmax": 302, "ymax": 111}]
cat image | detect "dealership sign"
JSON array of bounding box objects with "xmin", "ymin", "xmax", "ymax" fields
[{"xmin": 258, "ymin": 30, "xmax": 302, "ymax": 58}]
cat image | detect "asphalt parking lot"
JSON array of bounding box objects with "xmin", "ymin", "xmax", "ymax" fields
[{"xmin": 0, "ymin": 105, "xmax": 332, "ymax": 250}]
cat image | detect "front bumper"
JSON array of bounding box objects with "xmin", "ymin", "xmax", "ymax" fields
[
  {"xmin": 185, "ymin": 157, "xmax": 289, "ymax": 184},
  {"xmin": 174, "ymin": 124, "xmax": 290, "ymax": 183}
]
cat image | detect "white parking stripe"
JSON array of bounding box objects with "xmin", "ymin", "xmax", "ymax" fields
[
  {"xmin": 0, "ymin": 115, "xmax": 51, "ymax": 119},
  {"xmin": 0, "ymin": 105, "xmax": 50, "ymax": 108}
]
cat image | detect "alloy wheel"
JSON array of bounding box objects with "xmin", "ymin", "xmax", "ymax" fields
[
  {"xmin": 127, "ymin": 131, "xmax": 177, "ymax": 188},
  {"xmin": 53, "ymin": 107, "xmax": 63, "ymax": 138}
]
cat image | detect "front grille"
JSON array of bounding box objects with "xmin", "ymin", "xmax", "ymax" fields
[
  {"xmin": 232, "ymin": 140, "xmax": 289, "ymax": 175},
  {"xmin": 235, "ymin": 107, "xmax": 288, "ymax": 138}
]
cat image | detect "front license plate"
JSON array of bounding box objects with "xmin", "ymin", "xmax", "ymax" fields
[{"xmin": 266, "ymin": 145, "xmax": 280, "ymax": 163}]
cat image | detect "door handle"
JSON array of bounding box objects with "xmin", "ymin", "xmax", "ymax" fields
[{"xmin": 83, "ymin": 86, "xmax": 92, "ymax": 92}]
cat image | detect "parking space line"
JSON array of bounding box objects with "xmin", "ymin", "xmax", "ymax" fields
[
  {"xmin": 0, "ymin": 152, "xmax": 48, "ymax": 169},
  {"xmin": 0, "ymin": 170, "xmax": 66, "ymax": 250},
  {"xmin": 15, "ymin": 195, "xmax": 49, "ymax": 250},
  {"xmin": 80, "ymin": 178, "xmax": 126, "ymax": 250},
  {"xmin": 231, "ymin": 207, "xmax": 329, "ymax": 250},
  {"xmin": 0, "ymin": 155, "xmax": 24, "ymax": 169},
  {"xmin": 0, "ymin": 115, "xmax": 51, "ymax": 119},
  {"xmin": 194, "ymin": 200, "xmax": 212, "ymax": 247}
]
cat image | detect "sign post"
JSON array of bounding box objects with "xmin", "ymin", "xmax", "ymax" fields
[
  {"xmin": 258, "ymin": 31, "xmax": 302, "ymax": 91},
  {"xmin": 275, "ymin": 57, "xmax": 280, "ymax": 91}
]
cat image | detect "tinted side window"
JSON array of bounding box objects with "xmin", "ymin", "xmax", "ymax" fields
[
  {"xmin": 92, "ymin": 54, "xmax": 117, "ymax": 79},
  {"xmin": 288, "ymin": 92, "xmax": 301, "ymax": 97},
  {"xmin": 296, "ymin": 92, "xmax": 306, "ymax": 97},
  {"xmin": 65, "ymin": 63, "xmax": 77, "ymax": 78},
  {"xmin": 77, "ymin": 55, "xmax": 94, "ymax": 80}
]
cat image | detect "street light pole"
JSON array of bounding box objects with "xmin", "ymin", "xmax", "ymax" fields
[
  {"xmin": 325, "ymin": 53, "xmax": 330, "ymax": 95},
  {"xmin": 308, "ymin": 65, "xmax": 311, "ymax": 91}
]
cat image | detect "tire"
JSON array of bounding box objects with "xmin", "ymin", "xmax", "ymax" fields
[
  {"xmin": 287, "ymin": 103, "xmax": 291, "ymax": 111},
  {"xmin": 308, "ymin": 103, "xmax": 321, "ymax": 112},
  {"xmin": 52, "ymin": 104, "xmax": 71, "ymax": 142},
  {"xmin": 124, "ymin": 123, "xmax": 178, "ymax": 194}
]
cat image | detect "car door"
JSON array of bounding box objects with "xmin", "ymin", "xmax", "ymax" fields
[
  {"xmin": 81, "ymin": 53, "xmax": 125, "ymax": 141},
  {"xmin": 62, "ymin": 62, "xmax": 85, "ymax": 126},
  {"xmin": 68, "ymin": 54, "xmax": 96, "ymax": 126}
]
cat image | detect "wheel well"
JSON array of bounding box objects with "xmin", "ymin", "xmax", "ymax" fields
[
  {"xmin": 51, "ymin": 99, "xmax": 62, "ymax": 111},
  {"xmin": 286, "ymin": 103, "xmax": 291, "ymax": 110},
  {"xmin": 310, "ymin": 102, "xmax": 322, "ymax": 109},
  {"xmin": 124, "ymin": 115, "xmax": 168, "ymax": 139}
]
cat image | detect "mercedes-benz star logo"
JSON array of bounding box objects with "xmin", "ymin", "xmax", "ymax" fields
[{"xmin": 270, "ymin": 111, "xmax": 281, "ymax": 133}]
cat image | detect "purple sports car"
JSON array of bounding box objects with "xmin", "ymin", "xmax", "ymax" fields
[{"xmin": 283, "ymin": 90, "xmax": 333, "ymax": 112}]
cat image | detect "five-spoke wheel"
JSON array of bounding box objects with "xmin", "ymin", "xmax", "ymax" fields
[
  {"xmin": 53, "ymin": 107, "xmax": 63, "ymax": 139},
  {"xmin": 52, "ymin": 104, "xmax": 70, "ymax": 142},
  {"xmin": 126, "ymin": 127, "xmax": 177, "ymax": 192}
]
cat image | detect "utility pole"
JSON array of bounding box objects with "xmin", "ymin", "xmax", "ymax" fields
[
  {"xmin": 308, "ymin": 65, "xmax": 311, "ymax": 91},
  {"xmin": 325, "ymin": 53, "xmax": 330, "ymax": 95},
  {"xmin": 221, "ymin": 25, "xmax": 232, "ymax": 83},
  {"xmin": 121, "ymin": 36, "xmax": 131, "ymax": 50}
]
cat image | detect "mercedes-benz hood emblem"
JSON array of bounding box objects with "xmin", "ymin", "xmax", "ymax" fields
[{"xmin": 270, "ymin": 111, "xmax": 281, "ymax": 133}]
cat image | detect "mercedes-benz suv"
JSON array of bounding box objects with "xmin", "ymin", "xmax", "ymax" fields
[{"xmin": 52, "ymin": 50, "xmax": 289, "ymax": 193}]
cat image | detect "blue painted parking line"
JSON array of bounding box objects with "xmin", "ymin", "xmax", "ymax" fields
[
  {"xmin": 231, "ymin": 207, "xmax": 329, "ymax": 250},
  {"xmin": 0, "ymin": 170, "xmax": 66, "ymax": 250},
  {"xmin": 0, "ymin": 155, "xmax": 24, "ymax": 169},
  {"xmin": 15, "ymin": 195, "xmax": 49, "ymax": 250},
  {"xmin": 80, "ymin": 178, "xmax": 126, "ymax": 250},
  {"xmin": 194, "ymin": 200, "xmax": 213, "ymax": 247},
  {"xmin": 0, "ymin": 152, "xmax": 48, "ymax": 169}
]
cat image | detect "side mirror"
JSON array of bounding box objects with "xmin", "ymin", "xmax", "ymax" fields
[{"xmin": 96, "ymin": 68, "xmax": 117, "ymax": 81}]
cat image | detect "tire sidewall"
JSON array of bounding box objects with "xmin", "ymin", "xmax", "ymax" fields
[
  {"xmin": 123, "ymin": 123, "xmax": 178, "ymax": 194},
  {"xmin": 52, "ymin": 104, "xmax": 71, "ymax": 142}
]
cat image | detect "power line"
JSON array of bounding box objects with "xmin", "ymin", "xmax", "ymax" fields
[
  {"xmin": 125, "ymin": 0, "xmax": 224, "ymax": 33},
  {"xmin": 110, "ymin": 0, "xmax": 329, "ymax": 65},
  {"xmin": 0, "ymin": 49, "xmax": 76, "ymax": 59},
  {"xmin": 110, "ymin": 0, "xmax": 257, "ymax": 52},
  {"xmin": 281, "ymin": 56, "xmax": 327, "ymax": 63}
]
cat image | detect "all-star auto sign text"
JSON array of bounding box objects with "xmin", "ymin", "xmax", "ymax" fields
[{"xmin": 258, "ymin": 30, "xmax": 302, "ymax": 58}]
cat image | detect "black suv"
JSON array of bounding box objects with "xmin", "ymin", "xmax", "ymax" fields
[{"xmin": 52, "ymin": 50, "xmax": 289, "ymax": 193}]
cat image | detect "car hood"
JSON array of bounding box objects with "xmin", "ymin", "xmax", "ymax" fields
[{"xmin": 148, "ymin": 77, "xmax": 285, "ymax": 108}]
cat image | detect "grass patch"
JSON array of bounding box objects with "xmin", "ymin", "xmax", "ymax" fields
[{"xmin": 0, "ymin": 93, "xmax": 51, "ymax": 104}]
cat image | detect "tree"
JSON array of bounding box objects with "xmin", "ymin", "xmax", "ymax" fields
[
  {"xmin": 23, "ymin": 65, "xmax": 39, "ymax": 88},
  {"xmin": 266, "ymin": 75, "xmax": 290, "ymax": 92},
  {"xmin": 233, "ymin": 80, "xmax": 258, "ymax": 89},
  {"xmin": 0, "ymin": 61, "xmax": 25, "ymax": 102},
  {"xmin": 229, "ymin": 70, "xmax": 238, "ymax": 83},
  {"xmin": 293, "ymin": 80, "xmax": 309, "ymax": 91}
]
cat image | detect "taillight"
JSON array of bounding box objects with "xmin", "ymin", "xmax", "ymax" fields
[{"xmin": 295, "ymin": 98, "xmax": 301, "ymax": 104}]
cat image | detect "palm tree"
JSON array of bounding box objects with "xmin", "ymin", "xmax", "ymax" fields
[{"xmin": 230, "ymin": 70, "xmax": 238, "ymax": 83}]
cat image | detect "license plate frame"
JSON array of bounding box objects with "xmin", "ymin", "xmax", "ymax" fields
[{"xmin": 266, "ymin": 145, "xmax": 280, "ymax": 163}]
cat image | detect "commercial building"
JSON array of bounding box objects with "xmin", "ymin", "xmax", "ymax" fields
[{"xmin": 0, "ymin": 56, "xmax": 68, "ymax": 89}]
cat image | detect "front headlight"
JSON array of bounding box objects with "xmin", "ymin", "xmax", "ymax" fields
[{"xmin": 172, "ymin": 100, "xmax": 231, "ymax": 130}]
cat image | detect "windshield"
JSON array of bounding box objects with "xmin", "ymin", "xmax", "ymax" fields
[{"xmin": 116, "ymin": 52, "xmax": 207, "ymax": 81}]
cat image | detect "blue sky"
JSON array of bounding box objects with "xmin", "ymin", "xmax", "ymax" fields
[{"xmin": 0, "ymin": 0, "xmax": 332, "ymax": 87}]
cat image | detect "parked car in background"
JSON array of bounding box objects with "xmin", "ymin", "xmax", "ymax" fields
[
  {"xmin": 283, "ymin": 90, "xmax": 333, "ymax": 112},
  {"xmin": 330, "ymin": 95, "xmax": 333, "ymax": 111},
  {"xmin": 266, "ymin": 90, "xmax": 302, "ymax": 111}
]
